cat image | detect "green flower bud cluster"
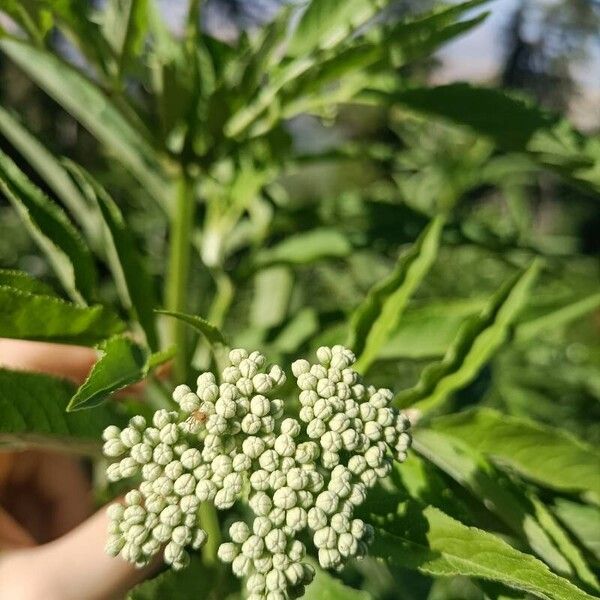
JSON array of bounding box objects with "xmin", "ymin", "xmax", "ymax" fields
[
  {"xmin": 102, "ymin": 346, "xmax": 411, "ymax": 600},
  {"xmin": 102, "ymin": 412, "xmax": 207, "ymax": 569}
]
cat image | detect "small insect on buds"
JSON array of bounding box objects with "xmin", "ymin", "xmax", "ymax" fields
[{"xmin": 102, "ymin": 346, "xmax": 411, "ymax": 598}]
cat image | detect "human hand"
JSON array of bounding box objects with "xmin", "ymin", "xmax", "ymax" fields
[{"xmin": 0, "ymin": 339, "xmax": 160, "ymax": 600}]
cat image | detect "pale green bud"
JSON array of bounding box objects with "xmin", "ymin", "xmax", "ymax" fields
[
  {"xmin": 266, "ymin": 569, "xmax": 286, "ymax": 592},
  {"xmin": 152, "ymin": 523, "xmax": 172, "ymax": 543},
  {"xmin": 315, "ymin": 491, "xmax": 338, "ymax": 515},
  {"xmin": 306, "ymin": 419, "xmax": 326, "ymax": 439},
  {"xmin": 249, "ymin": 491, "xmax": 272, "ymax": 516},
  {"xmin": 172, "ymin": 384, "xmax": 191, "ymax": 403},
  {"xmin": 218, "ymin": 542, "xmax": 239, "ymax": 563},
  {"xmin": 159, "ymin": 505, "xmax": 182, "ymax": 527},
  {"xmin": 119, "ymin": 457, "xmax": 138, "ymax": 478},
  {"xmin": 191, "ymin": 529, "xmax": 207, "ymax": 549},
  {"xmin": 120, "ymin": 427, "xmax": 141, "ymax": 448},
  {"xmin": 103, "ymin": 438, "xmax": 125, "ymax": 457},
  {"xmin": 247, "ymin": 573, "xmax": 266, "ymax": 594},
  {"xmin": 174, "ymin": 473, "xmax": 196, "ymax": 496},
  {"xmin": 242, "ymin": 436, "xmax": 266, "ymax": 459},
  {"xmin": 318, "ymin": 547, "xmax": 341, "ymax": 569},
  {"xmin": 264, "ymin": 528, "xmax": 287, "ymax": 553},
  {"xmin": 195, "ymin": 479, "xmax": 217, "ymax": 502},
  {"xmin": 297, "ymin": 373, "xmax": 317, "ymax": 391},
  {"xmin": 232, "ymin": 553, "xmax": 252, "ymax": 577},
  {"xmin": 102, "ymin": 425, "xmax": 121, "ymax": 441}
]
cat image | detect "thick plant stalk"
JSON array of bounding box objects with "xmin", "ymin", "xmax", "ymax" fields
[
  {"xmin": 165, "ymin": 172, "xmax": 221, "ymax": 564},
  {"xmin": 166, "ymin": 173, "xmax": 196, "ymax": 382}
]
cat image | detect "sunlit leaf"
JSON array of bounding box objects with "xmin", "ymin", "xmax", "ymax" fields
[
  {"xmin": 0, "ymin": 106, "xmax": 97, "ymax": 239},
  {"xmin": 386, "ymin": 83, "xmax": 600, "ymax": 193},
  {"xmin": 0, "ymin": 149, "xmax": 97, "ymax": 304},
  {"xmin": 370, "ymin": 505, "xmax": 595, "ymax": 600},
  {"xmin": 0, "ymin": 39, "xmax": 170, "ymax": 206},
  {"xmin": 67, "ymin": 339, "xmax": 173, "ymax": 412},
  {"xmin": 303, "ymin": 565, "xmax": 372, "ymax": 599},
  {"xmin": 414, "ymin": 428, "xmax": 580, "ymax": 577},
  {"xmin": 0, "ymin": 285, "xmax": 124, "ymax": 345},
  {"xmin": 396, "ymin": 260, "xmax": 541, "ymax": 412},
  {"xmin": 250, "ymin": 266, "xmax": 294, "ymax": 330},
  {"xmin": 286, "ymin": 0, "xmax": 381, "ymax": 57},
  {"xmin": 0, "ymin": 269, "xmax": 56, "ymax": 296},
  {"xmin": 553, "ymin": 500, "xmax": 600, "ymax": 562},
  {"xmin": 255, "ymin": 228, "xmax": 352, "ymax": 268},
  {"xmin": 156, "ymin": 310, "xmax": 226, "ymax": 346},
  {"xmin": 348, "ymin": 216, "xmax": 444, "ymax": 373},
  {"xmin": 66, "ymin": 163, "xmax": 159, "ymax": 350},
  {"xmin": 432, "ymin": 408, "xmax": 600, "ymax": 498}
]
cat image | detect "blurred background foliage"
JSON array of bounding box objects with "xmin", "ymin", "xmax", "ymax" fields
[{"xmin": 0, "ymin": 1, "xmax": 599, "ymax": 599}]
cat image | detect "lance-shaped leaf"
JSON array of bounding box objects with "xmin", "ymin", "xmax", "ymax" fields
[
  {"xmin": 515, "ymin": 292, "xmax": 600, "ymax": 342},
  {"xmin": 67, "ymin": 337, "xmax": 174, "ymax": 411},
  {"xmin": 431, "ymin": 408, "xmax": 600, "ymax": 498},
  {"xmin": 66, "ymin": 163, "xmax": 159, "ymax": 350},
  {"xmin": 156, "ymin": 310, "xmax": 226, "ymax": 346},
  {"xmin": 413, "ymin": 428, "xmax": 589, "ymax": 581},
  {"xmin": 530, "ymin": 495, "xmax": 599, "ymax": 592},
  {"xmin": 553, "ymin": 500, "xmax": 600, "ymax": 562},
  {"xmin": 0, "ymin": 368, "xmax": 119, "ymax": 453},
  {"xmin": 0, "ymin": 106, "xmax": 97, "ymax": 239},
  {"xmin": 286, "ymin": 0, "xmax": 381, "ymax": 57},
  {"xmin": 396, "ymin": 260, "xmax": 541, "ymax": 411},
  {"xmin": 0, "ymin": 39, "xmax": 169, "ymax": 206},
  {"xmin": 348, "ymin": 216, "xmax": 444, "ymax": 373},
  {"xmin": 369, "ymin": 505, "xmax": 595, "ymax": 600},
  {"xmin": 255, "ymin": 228, "xmax": 352, "ymax": 268},
  {"xmin": 0, "ymin": 269, "xmax": 56, "ymax": 296},
  {"xmin": 386, "ymin": 83, "xmax": 600, "ymax": 194},
  {"xmin": 0, "ymin": 149, "xmax": 97, "ymax": 304},
  {"xmin": 0, "ymin": 285, "xmax": 124, "ymax": 345}
]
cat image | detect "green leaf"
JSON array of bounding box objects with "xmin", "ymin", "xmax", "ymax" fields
[
  {"xmin": 413, "ymin": 428, "xmax": 580, "ymax": 578},
  {"xmin": 255, "ymin": 228, "xmax": 352, "ymax": 268},
  {"xmin": 387, "ymin": 83, "xmax": 600, "ymax": 193},
  {"xmin": 348, "ymin": 216, "xmax": 444, "ymax": 373},
  {"xmin": 0, "ymin": 269, "xmax": 56, "ymax": 296},
  {"xmin": 379, "ymin": 298, "xmax": 486, "ymax": 360},
  {"xmin": 128, "ymin": 555, "xmax": 215, "ymax": 599},
  {"xmin": 0, "ymin": 106, "xmax": 97, "ymax": 238},
  {"xmin": 431, "ymin": 408, "xmax": 600, "ymax": 498},
  {"xmin": 0, "ymin": 368, "xmax": 118, "ymax": 452},
  {"xmin": 0, "ymin": 285, "xmax": 124, "ymax": 345},
  {"xmin": 515, "ymin": 292, "xmax": 600, "ymax": 342},
  {"xmin": 529, "ymin": 495, "xmax": 599, "ymax": 592},
  {"xmin": 396, "ymin": 260, "xmax": 541, "ymax": 412},
  {"xmin": 553, "ymin": 500, "xmax": 600, "ymax": 562},
  {"xmin": 303, "ymin": 565, "xmax": 372, "ymax": 600},
  {"xmin": 0, "ymin": 149, "xmax": 97, "ymax": 304},
  {"xmin": 67, "ymin": 336, "xmax": 172, "ymax": 411},
  {"xmin": 273, "ymin": 307, "xmax": 319, "ymax": 354},
  {"xmin": 66, "ymin": 163, "xmax": 159, "ymax": 350},
  {"xmin": 369, "ymin": 505, "xmax": 595, "ymax": 600},
  {"xmin": 287, "ymin": 0, "xmax": 381, "ymax": 57},
  {"xmin": 156, "ymin": 310, "xmax": 226, "ymax": 346},
  {"xmin": 250, "ymin": 266, "xmax": 294, "ymax": 330},
  {"xmin": 0, "ymin": 39, "xmax": 169, "ymax": 206}
]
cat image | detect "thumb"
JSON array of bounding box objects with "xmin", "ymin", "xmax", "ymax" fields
[{"xmin": 12, "ymin": 506, "xmax": 161, "ymax": 600}]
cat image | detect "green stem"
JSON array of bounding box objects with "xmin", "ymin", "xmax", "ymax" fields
[
  {"xmin": 165, "ymin": 171, "xmax": 221, "ymax": 565},
  {"xmin": 166, "ymin": 173, "xmax": 196, "ymax": 382}
]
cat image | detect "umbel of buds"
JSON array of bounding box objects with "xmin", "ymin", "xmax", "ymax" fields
[{"xmin": 102, "ymin": 346, "xmax": 411, "ymax": 599}]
